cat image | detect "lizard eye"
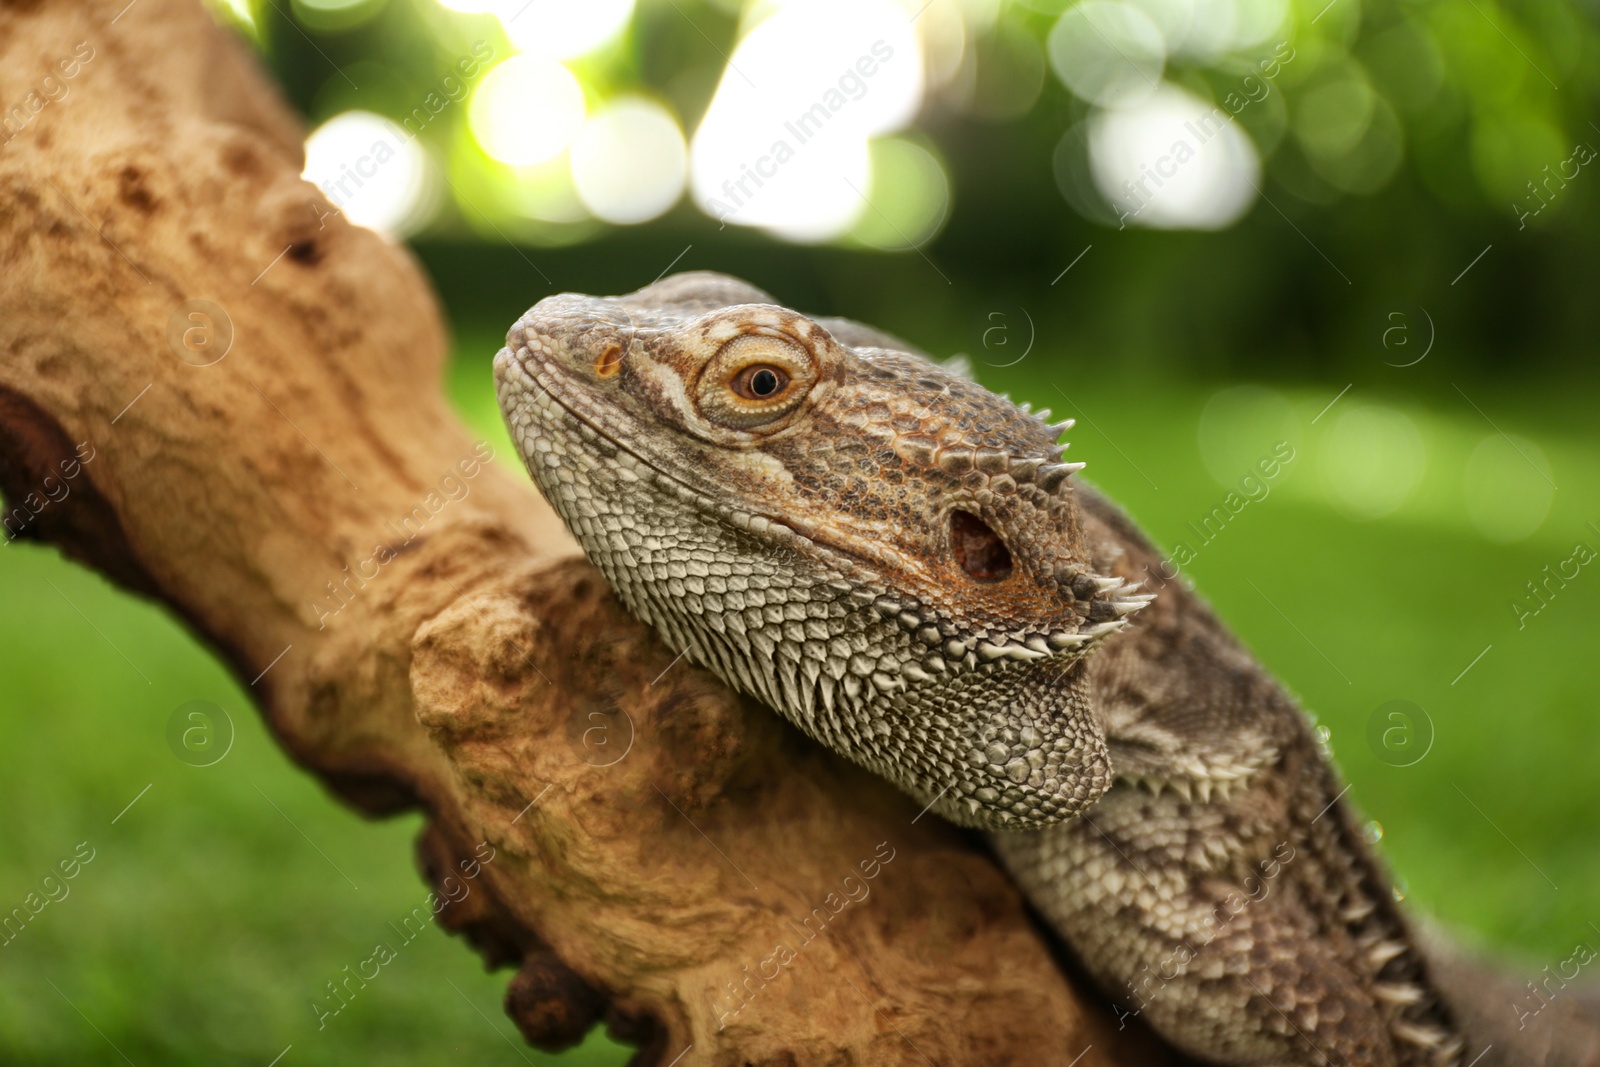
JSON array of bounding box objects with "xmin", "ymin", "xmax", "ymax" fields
[
  {"xmin": 951, "ymin": 510, "xmax": 1013, "ymax": 581},
  {"xmin": 696, "ymin": 332, "xmax": 817, "ymax": 430},
  {"xmin": 730, "ymin": 364, "xmax": 791, "ymax": 400}
]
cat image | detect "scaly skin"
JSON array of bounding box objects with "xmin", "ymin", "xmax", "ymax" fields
[{"xmin": 493, "ymin": 272, "xmax": 1469, "ymax": 1066}]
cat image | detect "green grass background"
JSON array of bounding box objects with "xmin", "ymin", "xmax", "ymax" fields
[{"xmin": 2, "ymin": 326, "xmax": 1596, "ymax": 1064}]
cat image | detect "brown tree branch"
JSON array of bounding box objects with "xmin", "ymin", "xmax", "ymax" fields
[{"xmin": 0, "ymin": 2, "xmax": 1174, "ymax": 1062}]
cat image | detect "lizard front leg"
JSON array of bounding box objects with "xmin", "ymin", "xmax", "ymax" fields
[{"xmin": 992, "ymin": 737, "xmax": 1459, "ymax": 1067}]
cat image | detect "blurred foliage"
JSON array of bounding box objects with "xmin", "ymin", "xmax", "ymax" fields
[{"xmin": 226, "ymin": 0, "xmax": 1600, "ymax": 373}]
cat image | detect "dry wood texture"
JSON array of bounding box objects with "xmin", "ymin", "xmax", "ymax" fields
[{"xmin": 0, "ymin": 2, "xmax": 1176, "ymax": 1062}]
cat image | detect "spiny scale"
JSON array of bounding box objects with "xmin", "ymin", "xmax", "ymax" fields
[{"xmin": 495, "ymin": 273, "xmax": 1478, "ymax": 1067}]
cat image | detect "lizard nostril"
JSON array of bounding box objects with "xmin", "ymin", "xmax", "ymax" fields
[
  {"xmin": 594, "ymin": 342, "xmax": 624, "ymax": 378},
  {"xmin": 950, "ymin": 510, "xmax": 1013, "ymax": 581}
]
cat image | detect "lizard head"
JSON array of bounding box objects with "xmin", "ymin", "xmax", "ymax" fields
[{"xmin": 495, "ymin": 271, "xmax": 1151, "ymax": 830}]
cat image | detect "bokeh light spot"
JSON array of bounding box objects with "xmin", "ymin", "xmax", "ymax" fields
[
  {"xmin": 1088, "ymin": 84, "xmax": 1260, "ymax": 230},
  {"xmin": 1320, "ymin": 405, "xmax": 1427, "ymax": 521},
  {"xmin": 571, "ymin": 98, "xmax": 687, "ymax": 224},
  {"xmin": 1295, "ymin": 67, "xmax": 1377, "ymax": 161},
  {"xmin": 1464, "ymin": 434, "xmax": 1555, "ymax": 543},
  {"xmin": 956, "ymin": 17, "xmax": 1046, "ymax": 122},
  {"xmin": 1047, "ymin": 1, "xmax": 1166, "ymax": 108},
  {"xmin": 1309, "ymin": 98, "xmax": 1404, "ymax": 195},
  {"xmin": 1126, "ymin": 0, "xmax": 1195, "ymax": 51},
  {"xmin": 500, "ymin": 0, "xmax": 635, "ymax": 60},
  {"xmin": 470, "ymin": 55, "xmax": 586, "ymax": 167},
  {"xmin": 849, "ymin": 138, "xmax": 951, "ymax": 250},
  {"xmin": 689, "ymin": 0, "xmax": 922, "ymax": 242},
  {"xmin": 1470, "ymin": 111, "xmax": 1569, "ymax": 206},
  {"xmin": 1177, "ymin": 0, "xmax": 1287, "ymax": 60},
  {"xmin": 302, "ymin": 110, "xmax": 436, "ymax": 237},
  {"xmin": 1197, "ymin": 385, "xmax": 1298, "ymax": 485}
]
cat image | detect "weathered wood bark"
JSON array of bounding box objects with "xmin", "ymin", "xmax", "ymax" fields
[{"xmin": 0, "ymin": 2, "xmax": 1176, "ymax": 1063}]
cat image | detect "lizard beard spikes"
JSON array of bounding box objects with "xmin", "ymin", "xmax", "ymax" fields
[
  {"xmin": 494, "ymin": 272, "xmax": 1151, "ymax": 830},
  {"xmin": 493, "ymin": 273, "xmax": 1523, "ymax": 1067}
]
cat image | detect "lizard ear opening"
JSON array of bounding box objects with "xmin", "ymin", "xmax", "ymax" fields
[{"xmin": 951, "ymin": 510, "xmax": 1013, "ymax": 581}]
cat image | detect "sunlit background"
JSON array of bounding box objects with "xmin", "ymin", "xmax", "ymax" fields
[
  {"xmin": 250, "ymin": 0, "xmax": 1600, "ymax": 370},
  {"xmin": 272, "ymin": 0, "xmax": 1594, "ymax": 244},
  {"xmin": 4, "ymin": 0, "xmax": 1599, "ymax": 1063}
]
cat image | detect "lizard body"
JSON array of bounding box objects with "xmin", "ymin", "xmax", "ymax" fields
[{"xmin": 493, "ymin": 272, "xmax": 1585, "ymax": 1066}]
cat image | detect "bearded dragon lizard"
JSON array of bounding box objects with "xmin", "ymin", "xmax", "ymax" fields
[{"xmin": 494, "ymin": 272, "xmax": 1596, "ymax": 1066}]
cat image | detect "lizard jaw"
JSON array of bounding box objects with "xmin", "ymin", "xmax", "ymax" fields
[
  {"xmin": 495, "ymin": 278, "xmax": 1147, "ymax": 833},
  {"xmin": 500, "ymin": 348, "xmax": 1119, "ymax": 831}
]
